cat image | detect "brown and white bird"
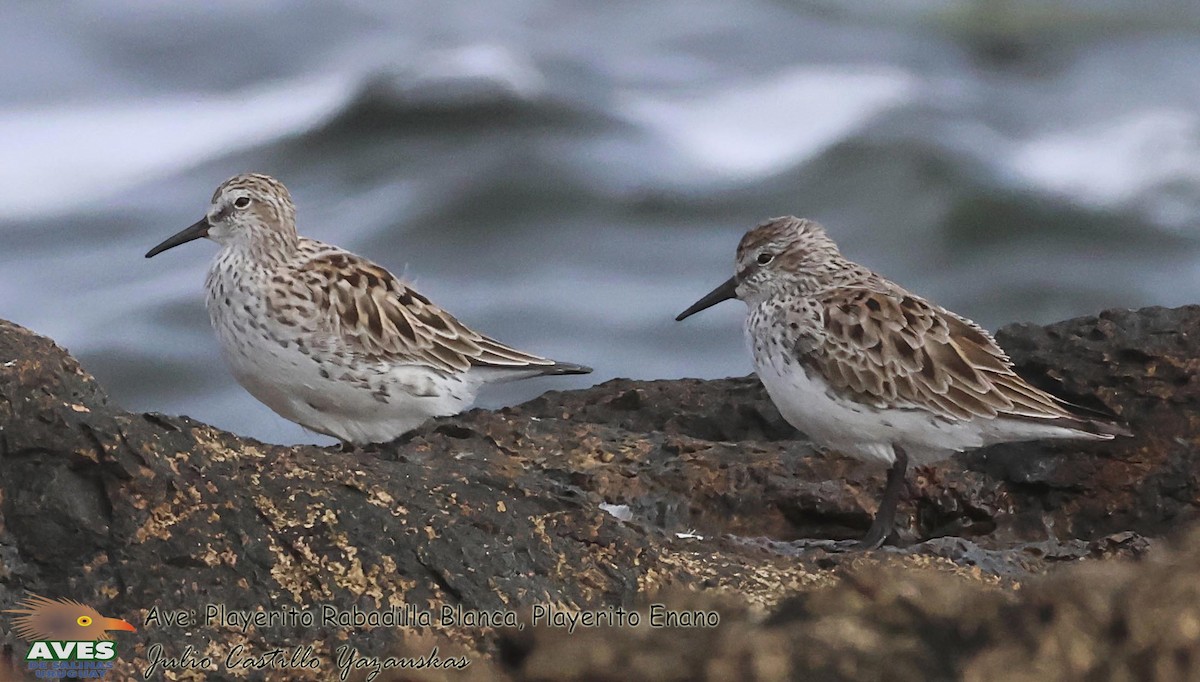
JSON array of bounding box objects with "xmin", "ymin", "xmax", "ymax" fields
[
  {"xmin": 677, "ymin": 216, "xmax": 1129, "ymax": 548},
  {"xmin": 146, "ymin": 173, "xmax": 591, "ymax": 444},
  {"xmin": 6, "ymin": 594, "xmax": 137, "ymax": 641}
]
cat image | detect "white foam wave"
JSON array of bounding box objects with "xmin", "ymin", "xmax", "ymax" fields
[
  {"xmin": 408, "ymin": 44, "xmax": 545, "ymax": 100},
  {"xmin": 1010, "ymin": 109, "xmax": 1200, "ymax": 227},
  {"xmin": 618, "ymin": 66, "xmax": 916, "ymax": 180},
  {"xmin": 0, "ymin": 74, "xmax": 356, "ymax": 221}
]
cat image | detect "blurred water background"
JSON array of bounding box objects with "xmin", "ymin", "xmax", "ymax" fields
[{"xmin": 2, "ymin": 1, "xmax": 1199, "ymax": 444}]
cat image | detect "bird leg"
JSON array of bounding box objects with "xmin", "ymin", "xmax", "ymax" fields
[{"xmin": 858, "ymin": 445, "xmax": 909, "ymax": 549}]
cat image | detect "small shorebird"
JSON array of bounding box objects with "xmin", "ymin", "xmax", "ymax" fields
[
  {"xmin": 146, "ymin": 173, "xmax": 590, "ymax": 444},
  {"xmin": 676, "ymin": 216, "xmax": 1129, "ymax": 548}
]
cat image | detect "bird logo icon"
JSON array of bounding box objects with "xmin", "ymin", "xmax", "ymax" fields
[{"xmin": 6, "ymin": 594, "xmax": 136, "ymax": 642}]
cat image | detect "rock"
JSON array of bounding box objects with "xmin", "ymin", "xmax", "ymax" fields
[
  {"xmin": 0, "ymin": 319, "xmax": 653, "ymax": 679},
  {"xmin": 0, "ymin": 305, "xmax": 1195, "ymax": 680},
  {"xmin": 493, "ymin": 526, "xmax": 1200, "ymax": 682}
]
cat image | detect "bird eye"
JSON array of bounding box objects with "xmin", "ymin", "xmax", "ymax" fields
[
  {"xmin": 234, "ymin": 196, "xmax": 251, "ymax": 209},
  {"xmin": 757, "ymin": 252, "xmax": 774, "ymax": 265},
  {"xmin": 76, "ymin": 616, "xmax": 92, "ymax": 627}
]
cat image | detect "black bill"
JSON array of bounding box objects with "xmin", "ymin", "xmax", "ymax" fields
[
  {"xmin": 675, "ymin": 276, "xmax": 737, "ymax": 321},
  {"xmin": 145, "ymin": 217, "xmax": 210, "ymax": 258}
]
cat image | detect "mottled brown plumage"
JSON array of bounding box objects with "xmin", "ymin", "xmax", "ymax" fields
[
  {"xmin": 296, "ymin": 252, "xmax": 558, "ymax": 374},
  {"xmin": 815, "ymin": 286, "xmax": 1078, "ymax": 422},
  {"xmin": 146, "ymin": 173, "xmax": 590, "ymax": 444},
  {"xmin": 678, "ymin": 215, "xmax": 1130, "ymax": 547}
]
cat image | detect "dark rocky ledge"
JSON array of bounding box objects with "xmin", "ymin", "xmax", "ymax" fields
[{"xmin": 0, "ymin": 305, "xmax": 1197, "ymax": 680}]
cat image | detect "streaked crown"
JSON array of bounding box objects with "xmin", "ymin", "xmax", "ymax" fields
[
  {"xmin": 734, "ymin": 216, "xmax": 850, "ymax": 300},
  {"xmin": 205, "ymin": 173, "xmax": 299, "ymax": 250}
]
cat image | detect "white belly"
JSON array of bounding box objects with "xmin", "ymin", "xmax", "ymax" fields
[
  {"xmin": 206, "ymin": 287, "xmax": 476, "ymax": 444},
  {"xmin": 752, "ymin": 336, "xmax": 1104, "ymax": 465},
  {"xmin": 754, "ymin": 352, "xmax": 918, "ymax": 465}
]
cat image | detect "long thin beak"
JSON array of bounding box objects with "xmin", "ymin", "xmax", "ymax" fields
[
  {"xmin": 675, "ymin": 276, "xmax": 737, "ymax": 321},
  {"xmin": 102, "ymin": 618, "xmax": 137, "ymax": 633},
  {"xmin": 145, "ymin": 217, "xmax": 210, "ymax": 258}
]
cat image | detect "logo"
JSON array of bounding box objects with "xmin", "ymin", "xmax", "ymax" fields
[{"xmin": 6, "ymin": 594, "xmax": 137, "ymax": 678}]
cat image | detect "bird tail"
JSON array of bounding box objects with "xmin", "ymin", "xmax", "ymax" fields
[
  {"xmin": 1054, "ymin": 398, "xmax": 1133, "ymax": 439},
  {"xmin": 469, "ymin": 360, "xmax": 592, "ymax": 385},
  {"xmin": 1065, "ymin": 415, "xmax": 1133, "ymax": 439},
  {"xmin": 538, "ymin": 361, "xmax": 592, "ymax": 376}
]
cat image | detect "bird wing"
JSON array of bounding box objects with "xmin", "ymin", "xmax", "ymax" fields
[
  {"xmin": 290, "ymin": 249, "xmax": 559, "ymax": 373},
  {"xmin": 805, "ymin": 286, "xmax": 1076, "ymax": 422}
]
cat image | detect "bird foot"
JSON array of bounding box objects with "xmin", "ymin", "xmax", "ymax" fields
[
  {"xmin": 856, "ymin": 525, "xmax": 894, "ymax": 550},
  {"xmin": 779, "ymin": 538, "xmax": 863, "ymax": 554}
]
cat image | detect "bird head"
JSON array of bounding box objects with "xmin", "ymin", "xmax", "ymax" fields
[
  {"xmin": 676, "ymin": 216, "xmax": 846, "ymax": 320},
  {"xmin": 6, "ymin": 594, "xmax": 137, "ymax": 642},
  {"xmin": 145, "ymin": 172, "xmax": 299, "ymax": 259}
]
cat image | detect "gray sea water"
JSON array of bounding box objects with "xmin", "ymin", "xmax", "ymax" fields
[{"xmin": 2, "ymin": 1, "xmax": 1199, "ymax": 445}]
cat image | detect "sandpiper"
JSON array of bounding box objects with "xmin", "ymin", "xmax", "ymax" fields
[
  {"xmin": 676, "ymin": 216, "xmax": 1129, "ymax": 548},
  {"xmin": 146, "ymin": 173, "xmax": 591, "ymax": 444}
]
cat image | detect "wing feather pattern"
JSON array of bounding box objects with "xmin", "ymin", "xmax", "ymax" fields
[
  {"xmin": 294, "ymin": 250, "xmax": 569, "ymax": 374},
  {"xmin": 812, "ymin": 286, "xmax": 1109, "ymax": 428}
]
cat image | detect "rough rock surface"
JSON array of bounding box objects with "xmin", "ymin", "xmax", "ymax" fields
[{"xmin": 0, "ymin": 305, "xmax": 1196, "ymax": 681}]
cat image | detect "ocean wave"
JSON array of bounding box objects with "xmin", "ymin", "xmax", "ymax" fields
[
  {"xmin": 617, "ymin": 66, "xmax": 917, "ymax": 183},
  {"xmin": 0, "ymin": 74, "xmax": 356, "ymax": 221},
  {"xmin": 1010, "ymin": 109, "xmax": 1200, "ymax": 228},
  {"xmin": 0, "ymin": 42, "xmax": 569, "ymax": 223}
]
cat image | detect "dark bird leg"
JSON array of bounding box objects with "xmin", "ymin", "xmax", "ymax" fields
[{"xmin": 858, "ymin": 445, "xmax": 909, "ymax": 549}]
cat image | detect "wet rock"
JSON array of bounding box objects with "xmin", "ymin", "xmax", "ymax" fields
[
  {"xmin": 0, "ymin": 320, "xmax": 651, "ymax": 680},
  {"xmin": 494, "ymin": 526, "xmax": 1200, "ymax": 682},
  {"xmin": 0, "ymin": 305, "xmax": 1194, "ymax": 680},
  {"xmin": 973, "ymin": 305, "xmax": 1200, "ymax": 542}
]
